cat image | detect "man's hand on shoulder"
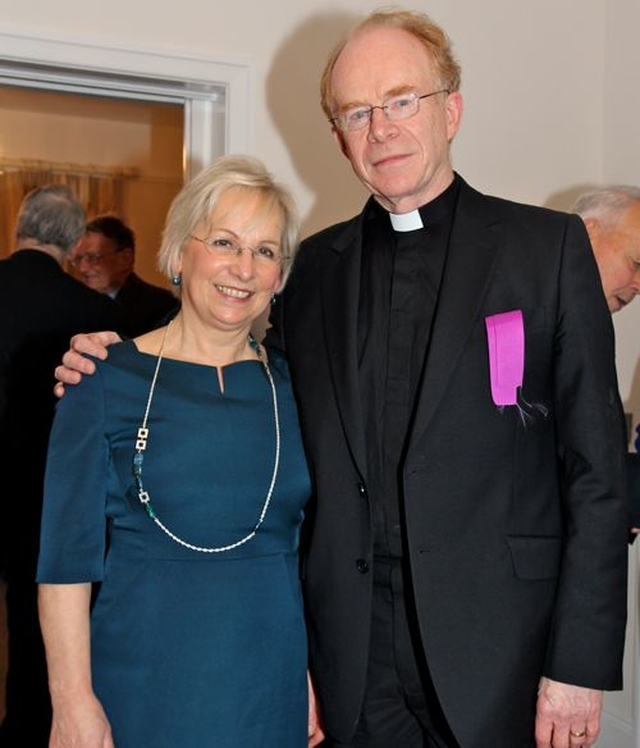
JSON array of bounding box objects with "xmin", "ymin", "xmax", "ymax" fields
[{"xmin": 54, "ymin": 331, "xmax": 122, "ymax": 398}]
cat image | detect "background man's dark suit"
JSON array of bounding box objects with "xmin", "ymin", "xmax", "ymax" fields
[
  {"xmin": 628, "ymin": 454, "xmax": 640, "ymax": 528},
  {"xmin": 0, "ymin": 249, "xmax": 124, "ymax": 746},
  {"xmin": 113, "ymin": 271, "xmax": 178, "ymax": 338},
  {"xmin": 270, "ymin": 178, "xmax": 628, "ymax": 746}
]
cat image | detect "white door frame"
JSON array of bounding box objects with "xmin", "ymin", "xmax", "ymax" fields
[{"xmin": 0, "ymin": 29, "xmax": 252, "ymax": 179}]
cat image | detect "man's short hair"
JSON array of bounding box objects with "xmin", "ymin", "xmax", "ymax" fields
[
  {"xmin": 16, "ymin": 185, "xmax": 86, "ymax": 253},
  {"xmin": 571, "ymin": 185, "xmax": 640, "ymax": 228},
  {"xmin": 86, "ymin": 215, "xmax": 136, "ymax": 253},
  {"xmin": 320, "ymin": 8, "xmax": 461, "ymax": 121}
]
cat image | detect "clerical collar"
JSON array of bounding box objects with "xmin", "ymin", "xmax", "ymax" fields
[
  {"xmin": 389, "ymin": 210, "xmax": 423, "ymax": 232},
  {"xmin": 385, "ymin": 173, "xmax": 461, "ymax": 232}
]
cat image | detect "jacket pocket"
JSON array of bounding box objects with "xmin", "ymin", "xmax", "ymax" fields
[{"xmin": 506, "ymin": 535, "xmax": 562, "ymax": 580}]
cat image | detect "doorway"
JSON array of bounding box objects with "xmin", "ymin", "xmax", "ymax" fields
[
  {"xmin": 0, "ymin": 85, "xmax": 184, "ymax": 288},
  {"xmin": 0, "ymin": 28, "xmax": 249, "ymax": 285}
]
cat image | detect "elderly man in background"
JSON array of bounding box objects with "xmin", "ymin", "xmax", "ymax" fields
[
  {"xmin": 572, "ymin": 185, "xmax": 640, "ymax": 534},
  {"xmin": 572, "ymin": 186, "xmax": 640, "ymax": 313},
  {"xmin": 71, "ymin": 215, "xmax": 179, "ymax": 337},
  {"xmin": 0, "ymin": 186, "xmax": 124, "ymax": 747}
]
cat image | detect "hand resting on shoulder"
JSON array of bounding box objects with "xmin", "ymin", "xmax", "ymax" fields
[{"xmin": 54, "ymin": 330, "xmax": 122, "ymax": 397}]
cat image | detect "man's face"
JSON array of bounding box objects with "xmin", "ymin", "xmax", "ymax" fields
[
  {"xmin": 329, "ymin": 26, "xmax": 463, "ymax": 214},
  {"xmin": 588, "ymin": 202, "xmax": 640, "ymax": 313},
  {"xmin": 71, "ymin": 232, "xmax": 133, "ymax": 295}
]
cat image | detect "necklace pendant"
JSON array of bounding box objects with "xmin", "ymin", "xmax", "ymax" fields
[{"xmin": 136, "ymin": 427, "xmax": 149, "ymax": 451}]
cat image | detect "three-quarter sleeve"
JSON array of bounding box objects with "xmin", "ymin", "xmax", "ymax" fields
[{"xmin": 37, "ymin": 366, "xmax": 109, "ymax": 583}]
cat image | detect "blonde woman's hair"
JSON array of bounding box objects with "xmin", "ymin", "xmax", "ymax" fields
[{"xmin": 157, "ymin": 154, "xmax": 300, "ymax": 295}]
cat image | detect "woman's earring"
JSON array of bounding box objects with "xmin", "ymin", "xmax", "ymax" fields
[
  {"xmin": 271, "ymin": 294, "xmax": 277, "ymax": 306},
  {"xmin": 171, "ymin": 273, "xmax": 182, "ymax": 287}
]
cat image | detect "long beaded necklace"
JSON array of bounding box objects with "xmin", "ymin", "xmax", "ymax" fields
[{"xmin": 132, "ymin": 321, "xmax": 281, "ymax": 553}]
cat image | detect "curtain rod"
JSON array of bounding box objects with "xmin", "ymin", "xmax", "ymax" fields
[{"xmin": 0, "ymin": 157, "xmax": 139, "ymax": 179}]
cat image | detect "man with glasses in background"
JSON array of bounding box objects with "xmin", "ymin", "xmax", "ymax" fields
[{"xmin": 71, "ymin": 215, "xmax": 178, "ymax": 337}]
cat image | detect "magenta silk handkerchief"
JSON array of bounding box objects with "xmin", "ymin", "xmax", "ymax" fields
[{"xmin": 484, "ymin": 310, "xmax": 524, "ymax": 406}]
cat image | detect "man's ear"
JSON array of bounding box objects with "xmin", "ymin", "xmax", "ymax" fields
[
  {"xmin": 445, "ymin": 90, "xmax": 464, "ymax": 142},
  {"xmin": 332, "ymin": 127, "xmax": 350, "ymax": 160},
  {"xmin": 582, "ymin": 216, "xmax": 600, "ymax": 242},
  {"xmin": 118, "ymin": 246, "xmax": 135, "ymax": 270}
]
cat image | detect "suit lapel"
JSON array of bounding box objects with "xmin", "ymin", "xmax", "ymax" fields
[
  {"xmin": 408, "ymin": 183, "xmax": 504, "ymax": 447},
  {"xmin": 316, "ymin": 184, "xmax": 504, "ymax": 472},
  {"xmin": 320, "ymin": 219, "xmax": 369, "ymax": 477}
]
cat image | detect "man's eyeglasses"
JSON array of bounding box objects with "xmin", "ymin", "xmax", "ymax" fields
[
  {"xmin": 69, "ymin": 251, "xmax": 118, "ymax": 267},
  {"xmin": 190, "ymin": 235, "xmax": 288, "ymax": 265},
  {"xmin": 330, "ymin": 89, "xmax": 449, "ymax": 132}
]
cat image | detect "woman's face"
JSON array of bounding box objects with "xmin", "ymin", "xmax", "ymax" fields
[{"xmin": 176, "ymin": 188, "xmax": 284, "ymax": 335}]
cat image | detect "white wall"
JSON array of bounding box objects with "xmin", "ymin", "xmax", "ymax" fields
[
  {"xmin": 1, "ymin": 0, "xmax": 638, "ymax": 741},
  {"xmin": 0, "ymin": 0, "xmax": 627, "ymax": 229}
]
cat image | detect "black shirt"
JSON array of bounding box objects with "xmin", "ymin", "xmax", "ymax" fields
[{"xmin": 358, "ymin": 175, "xmax": 461, "ymax": 557}]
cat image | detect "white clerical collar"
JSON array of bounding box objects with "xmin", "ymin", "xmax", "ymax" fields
[{"xmin": 389, "ymin": 209, "xmax": 424, "ymax": 232}]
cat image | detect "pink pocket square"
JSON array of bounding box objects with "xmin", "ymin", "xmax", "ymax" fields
[{"xmin": 485, "ymin": 310, "xmax": 524, "ymax": 406}]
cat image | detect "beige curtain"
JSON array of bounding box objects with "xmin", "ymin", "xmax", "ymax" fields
[{"xmin": 0, "ymin": 159, "xmax": 137, "ymax": 258}]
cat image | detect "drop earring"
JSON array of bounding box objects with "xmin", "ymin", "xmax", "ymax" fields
[{"xmin": 171, "ymin": 273, "xmax": 182, "ymax": 287}]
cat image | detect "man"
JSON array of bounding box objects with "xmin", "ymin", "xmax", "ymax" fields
[
  {"xmin": 55, "ymin": 9, "xmax": 628, "ymax": 747},
  {"xmin": 571, "ymin": 186, "xmax": 640, "ymax": 313},
  {"xmin": 0, "ymin": 186, "xmax": 125, "ymax": 746},
  {"xmin": 71, "ymin": 215, "xmax": 179, "ymax": 336},
  {"xmin": 572, "ymin": 186, "xmax": 640, "ymax": 533},
  {"xmin": 274, "ymin": 12, "xmax": 626, "ymax": 747}
]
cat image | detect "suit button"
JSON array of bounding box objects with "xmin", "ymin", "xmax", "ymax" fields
[
  {"xmin": 356, "ymin": 558, "xmax": 369, "ymax": 574},
  {"xmin": 357, "ymin": 482, "xmax": 367, "ymax": 498}
]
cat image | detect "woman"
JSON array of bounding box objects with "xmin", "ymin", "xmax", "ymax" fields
[{"xmin": 37, "ymin": 155, "xmax": 318, "ymax": 747}]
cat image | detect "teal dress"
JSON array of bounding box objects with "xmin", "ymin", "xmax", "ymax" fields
[{"xmin": 37, "ymin": 341, "xmax": 311, "ymax": 747}]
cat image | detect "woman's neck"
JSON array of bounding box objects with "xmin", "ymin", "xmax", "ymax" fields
[{"xmin": 139, "ymin": 314, "xmax": 260, "ymax": 368}]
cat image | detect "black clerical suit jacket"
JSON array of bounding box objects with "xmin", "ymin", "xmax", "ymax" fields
[{"xmin": 268, "ymin": 177, "xmax": 628, "ymax": 747}]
